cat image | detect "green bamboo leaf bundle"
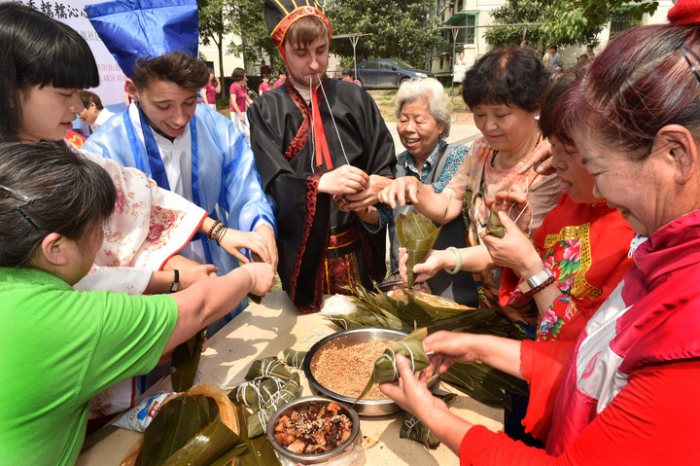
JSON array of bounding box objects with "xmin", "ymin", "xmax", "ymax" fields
[
  {"xmin": 124, "ymin": 384, "xmax": 246, "ymax": 466},
  {"xmin": 171, "ymin": 329, "xmax": 206, "ymax": 392},
  {"xmin": 244, "ymin": 357, "xmax": 292, "ymax": 382},
  {"xmin": 397, "ymin": 211, "xmax": 442, "ymax": 286},
  {"xmin": 247, "ymin": 372, "xmax": 302, "ymax": 438},
  {"xmin": 400, "ymin": 393, "xmax": 458, "ymax": 449},
  {"xmin": 356, "ymin": 328, "xmax": 430, "ymax": 402},
  {"xmin": 441, "ymin": 361, "xmax": 529, "ymax": 409},
  {"xmin": 223, "ymin": 403, "xmax": 281, "ymax": 466},
  {"xmin": 485, "ymin": 210, "xmax": 505, "ymax": 238},
  {"xmin": 336, "ymin": 285, "xmax": 526, "ymax": 408},
  {"xmin": 228, "ymin": 376, "xmax": 286, "ymax": 410},
  {"xmin": 280, "ymin": 349, "xmax": 307, "ymax": 369}
]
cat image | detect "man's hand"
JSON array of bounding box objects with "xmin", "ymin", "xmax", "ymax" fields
[
  {"xmin": 218, "ymin": 228, "xmax": 267, "ymax": 264},
  {"xmin": 318, "ymin": 165, "xmax": 369, "ymax": 196},
  {"xmin": 253, "ymin": 223, "xmax": 278, "ymax": 270},
  {"xmin": 342, "ymin": 174, "xmax": 393, "ymax": 210}
]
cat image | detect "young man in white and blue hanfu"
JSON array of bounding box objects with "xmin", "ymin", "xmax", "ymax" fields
[{"xmin": 84, "ymin": 0, "xmax": 277, "ymax": 301}]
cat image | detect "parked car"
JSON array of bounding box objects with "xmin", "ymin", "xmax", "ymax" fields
[{"xmin": 350, "ymin": 58, "xmax": 432, "ymax": 89}]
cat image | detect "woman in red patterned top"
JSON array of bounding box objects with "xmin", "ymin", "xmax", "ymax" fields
[{"xmin": 482, "ymin": 73, "xmax": 634, "ymax": 343}]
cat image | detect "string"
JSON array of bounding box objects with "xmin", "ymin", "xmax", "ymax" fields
[{"xmin": 318, "ymin": 79, "xmax": 351, "ymax": 166}]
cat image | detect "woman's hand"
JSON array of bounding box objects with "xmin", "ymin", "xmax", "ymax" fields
[
  {"xmin": 218, "ymin": 228, "xmax": 268, "ymax": 265},
  {"xmin": 516, "ymin": 138, "xmax": 554, "ymax": 175},
  {"xmin": 318, "ymin": 165, "xmax": 369, "ymax": 195},
  {"xmin": 240, "ymin": 262, "xmax": 275, "ymax": 296},
  {"xmin": 378, "ymin": 176, "xmax": 423, "ymax": 209},
  {"xmin": 379, "ymin": 354, "xmax": 451, "ymax": 421},
  {"xmin": 480, "ymin": 210, "xmax": 543, "ymax": 277},
  {"xmin": 398, "ymin": 247, "xmax": 450, "ymax": 283}
]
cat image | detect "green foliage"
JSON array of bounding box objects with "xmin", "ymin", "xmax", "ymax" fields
[
  {"xmin": 484, "ymin": 0, "xmax": 659, "ymax": 51},
  {"xmin": 326, "ymin": 0, "xmax": 445, "ymax": 69},
  {"xmin": 224, "ymin": 0, "xmax": 280, "ymax": 68}
]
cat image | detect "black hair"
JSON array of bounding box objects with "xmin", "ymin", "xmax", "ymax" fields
[
  {"xmin": 0, "ymin": 3, "xmax": 99, "ymax": 139},
  {"xmin": 0, "ymin": 141, "xmax": 115, "ymax": 267},
  {"xmin": 462, "ymin": 47, "xmax": 549, "ymax": 112}
]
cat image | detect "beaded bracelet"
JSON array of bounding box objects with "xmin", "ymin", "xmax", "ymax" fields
[
  {"xmin": 207, "ymin": 220, "xmax": 223, "ymax": 241},
  {"xmin": 446, "ymin": 246, "xmax": 462, "ymax": 275},
  {"xmin": 214, "ymin": 224, "xmax": 228, "ymax": 246}
]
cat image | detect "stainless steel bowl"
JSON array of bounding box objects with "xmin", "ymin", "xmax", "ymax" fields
[
  {"xmin": 266, "ymin": 396, "xmax": 361, "ymax": 465},
  {"xmin": 303, "ymin": 328, "xmax": 408, "ymax": 416}
]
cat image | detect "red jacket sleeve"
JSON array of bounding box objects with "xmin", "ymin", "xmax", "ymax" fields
[{"xmin": 460, "ymin": 359, "xmax": 700, "ymax": 465}]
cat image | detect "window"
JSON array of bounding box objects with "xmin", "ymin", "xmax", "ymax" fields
[
  {"xmin": 362, "ymin": 62, "xmax": 379, "ymax": 70},
  {"xmin": 457, "ymin": 0, "xmax": 464, "ymax": 12},
  {"xmin": 464, "ymin": 13, "xmax": 476, "ymax": 45}
]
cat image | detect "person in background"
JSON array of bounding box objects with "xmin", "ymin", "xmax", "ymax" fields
[
  {"xmin": 249, "ymin": 0, "xmax": 396, "ymax": 313},
  {"xmin": 201, "ymin": 69, "xmax": 220, "ymax": 109},
  {"xmin": 380, "ymin": 3, "xmax": 700, "ymax": 463},
  {"xmin": 341, "ymin": 69, "xmax": 362, "ymax": 86},
  {"xmin": 585, "ymin": 44, "xmax": 595, "ymax": 60},
  {"xmin": 258, "ymin": 74, "xmax": 272, "ymax": 95},
  {"xmin": 0, "ymin": 141, "xmax": 274, "ymax": 466},
  {"xmin": 543, "ymin": 44, "xmax": 562, "ymax": 72},
  {"xmin": 78, "ymin": 90, "xmax": 115, "ymax": 134},
  {"xmin": 389, "ymin": 77, "xmax": 478, "ymax": 306},
  {"xmin": 273, "ymin": 71, "xmax": 287, "ymax": 89},
  {"xmin": 229, "ymin": 67, "xmax": 252, "ymax": 138}
]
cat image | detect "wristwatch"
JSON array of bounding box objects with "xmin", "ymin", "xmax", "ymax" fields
[
  {"xmin": 518, "ymin": 268, "xmax": 554, "ymax": 295},
  {"xmin": 169, "ymin": 269, "xmax": 180, "ymax": 293}
]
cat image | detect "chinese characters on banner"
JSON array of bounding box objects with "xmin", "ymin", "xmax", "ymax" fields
[{"xmin": 13, "ymin": 0, "xmax": 128, "ymax": 110}]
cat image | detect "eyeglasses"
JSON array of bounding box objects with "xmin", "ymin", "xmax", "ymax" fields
[
  {"xmin": 0, "ymin": 184, "xmax": 40, "ymax": 230},
  {"xmin": 680, "ymin": 45, "xmax": 700, "ymax": 87}
]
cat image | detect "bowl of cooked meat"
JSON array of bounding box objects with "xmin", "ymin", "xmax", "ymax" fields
[{"xmin": 267, "ymin": 396, "xmax": 361, "ymax": 464}]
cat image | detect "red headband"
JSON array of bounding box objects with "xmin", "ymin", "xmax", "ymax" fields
[
  {"xmin": 270, "ymin": 6, "xmax": 333, "ymax": 48},
  {"xmin": 668, "ymin": 0, "xmax": 700, "ymax": 25}
]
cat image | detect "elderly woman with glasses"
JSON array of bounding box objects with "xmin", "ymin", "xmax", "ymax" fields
[{"xmin": 388, "ymin": 78, "xmax": 478, "ymax": 306}]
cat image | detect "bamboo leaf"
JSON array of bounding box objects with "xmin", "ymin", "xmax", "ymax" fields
[
  {"xmin": 397, "ymin": 211, "xmax": 442, "ymax": 286},
  {"xmin": 171, "ymin": 329, "xmax": 206, "ymax": 392},
  {"xmin": 485, "ymin": 210, "xmax": 506, "ymax": 238},
  {"xmin": 244, "ymin": 357, "xmax": 291, "ymax": 382},
  {"xmin": 355, "ymin": 328, "xmax": 430, "ymax": 402},
  {"xmin": 132, "ymin": 385, "xmax": 245, "ymax": 466}
]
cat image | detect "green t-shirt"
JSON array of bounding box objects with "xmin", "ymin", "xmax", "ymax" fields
[{"xmin": 0, "ymin": 267, "xmax": 178, "ymax": 466}]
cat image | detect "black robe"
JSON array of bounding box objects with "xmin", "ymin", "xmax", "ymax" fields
[{"xmin": 248, "ymin": 79, "xmax": 396, "ymax": 312}]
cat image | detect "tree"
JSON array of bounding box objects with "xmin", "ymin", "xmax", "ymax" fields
[
  {"xmin": 325, "ymin": 0, "xmax": 445, "ymax": 69},
  {"xmin": 484, "ymin": 0, "xmax": 659, "ymax": 52},
  {"xmin": 225, "ymin": 0, "xmax": 280, "ymax": 73},
  {"xmin": 198, "ymin": 0, "xmax": 230, "ymax": 83}
]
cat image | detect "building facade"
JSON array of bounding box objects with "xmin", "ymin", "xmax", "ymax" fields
[{"xmin": 432, "ymin": 0, "xmax": 675, "ymax": 80}]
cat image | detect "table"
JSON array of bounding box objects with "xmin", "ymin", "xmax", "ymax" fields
[{"xmin": 78, "ymin": 290, "xmax": 503, "ymax": 465}]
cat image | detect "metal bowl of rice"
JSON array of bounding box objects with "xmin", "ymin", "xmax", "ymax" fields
[{"xmin": 303, "ymin": 328, "xmax": 409, "ymax": 416}]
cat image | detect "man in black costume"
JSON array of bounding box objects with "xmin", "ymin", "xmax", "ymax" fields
[{"xmin": 249, "ymin": 0, "xmax": 396, "ymax": 312}]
